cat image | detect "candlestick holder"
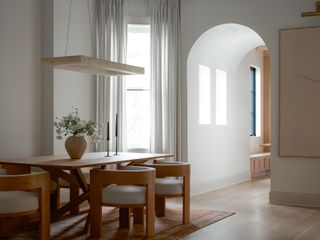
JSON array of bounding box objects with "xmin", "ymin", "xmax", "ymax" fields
[
  {"xmin": 114, "ymin": 136, "xmax": 119, "ymax": 156},
  {"xmin": 105, "ymin": 138, "xmax": 110, "ymax": 157}
]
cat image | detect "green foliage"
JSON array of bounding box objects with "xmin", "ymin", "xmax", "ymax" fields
[{"xmin": 54, "ymin": 107, "xmax": 101, "ymax": 142}]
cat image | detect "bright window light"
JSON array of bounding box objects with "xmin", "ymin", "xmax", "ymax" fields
[
  {"xmin": 126, "ymin": 24, "xmax": 150, "ymax": 150},
  {"xmin": 199, "ymin": 65, "xmax": 211, "ymax": 125},
  {"xmin": 216, "ymin": 69, "xmax": 227, "ymax": 125}
]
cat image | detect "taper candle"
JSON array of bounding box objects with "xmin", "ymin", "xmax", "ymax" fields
[
  {"xmin": 107, "ymin": 122, "xmax": 110, "ymax": 140},
  {"xmin": 115, "ymin": 113, "xmax": 118, "ymax": 137}
]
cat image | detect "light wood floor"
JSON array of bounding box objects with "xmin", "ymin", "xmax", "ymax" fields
[{"xmin": 170, "ymin": 178, "xmax": 320, "ymax": 240}]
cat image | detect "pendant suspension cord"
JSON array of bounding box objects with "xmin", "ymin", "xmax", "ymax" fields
[
  {"xmin": 87, "ymin": 0, "xmax": 94, "ymax": 54},
  {"xmin": 65, "ymin": 0, "xmax": 73, "ymax": 56}
]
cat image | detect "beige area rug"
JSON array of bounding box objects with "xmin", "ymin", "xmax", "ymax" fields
[{"xmin": 0, "ymin": 203, "xmax": 234, "ymax": 240}]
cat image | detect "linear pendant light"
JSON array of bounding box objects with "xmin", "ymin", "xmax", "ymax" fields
[
  {"xmin": 42, "ymin": 55, "xmax": 144, "ymax": 76},
  {"xmin": 42, "ymin": 0, "xmax": 144, "ymax": 76},
  {"xmin": 301, "ymin": 1, "xmax": 320, "ymax": 17}
]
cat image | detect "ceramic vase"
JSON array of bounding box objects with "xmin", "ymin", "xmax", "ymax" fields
[{"xmin": 65, "ymin": 135, "xmax": 87, "ymax": 159}]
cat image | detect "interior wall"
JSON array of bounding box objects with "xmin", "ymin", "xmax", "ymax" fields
[
  {"xmin": 181, "ymin": 0, "xmax": 320, "ymax": 200},
  {"xmin": 187, "ymin": 24, "xmax": 264, "ymax": 195},
  {"xmin": 52, "ymin": 0, "xmax": 96, "ymax": 154},
  {"xmin": 0, "ymin": 0, "xmax": 42, "ymax": 158}
]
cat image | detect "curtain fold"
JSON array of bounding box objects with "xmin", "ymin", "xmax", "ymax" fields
[
  {"xmin": 95, "ymin": 0, "xmax": 127, "ymax": 152},
  {"xmin": 150, "ymin": 0, "xmax": 181, "ymax": 161}
]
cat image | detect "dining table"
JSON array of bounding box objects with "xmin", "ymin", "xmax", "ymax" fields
[{"xmin": 0, "ymin": 151, "xmax": 173, "ymax": 224}]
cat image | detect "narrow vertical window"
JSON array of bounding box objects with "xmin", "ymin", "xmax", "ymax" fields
[
  {"xmin": 126, "ymin": 24, "xmax": 150, "ymax": 150},
  {"xmin": 250, "ymin": 66, "xmax": 261, "ymax": 136},
  {"xmin": 199, "ymin": 65, "xmax": 211, "ymax": 125},
  {"xmin": 216, "ymin": 69, "xmax": 227, "ymax": 125}
]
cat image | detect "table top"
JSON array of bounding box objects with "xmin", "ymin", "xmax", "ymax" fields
[{"xmin": 0, "ymin": 152, "xmax": 173, "ymax": 170}]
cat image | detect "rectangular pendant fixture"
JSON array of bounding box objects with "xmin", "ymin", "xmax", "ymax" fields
[
  {"xmin": 301, "ymin": 1, "xmax": 320, "ymax": 17},
  {"xmin": 41, "ymin": 55, "xmax": 144, "ymax": 76}
]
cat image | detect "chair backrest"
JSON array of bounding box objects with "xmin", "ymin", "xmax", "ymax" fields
[
  {"xmin": 0, "ymin": 164, "xmax": 30, "ymax": 175},
  {"xmin": 90, "ymin": 166, "xmax": 155, "ymax": 188},
  {"xmin": 0, "ymin": 172, "xmax": 50, "ymax": 191},
  {"xmin": 138, "ymin": 162, "xmax": 190, "ymax": 178}
]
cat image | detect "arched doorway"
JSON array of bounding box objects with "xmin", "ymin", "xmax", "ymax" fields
[{"xmin": 187, "ymin": 23, "xmax": 270, "ymax": 195}]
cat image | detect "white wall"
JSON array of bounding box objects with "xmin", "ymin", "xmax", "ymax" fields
[
  {"xmin": 187, "ymin": 24, "xmax": 264, "ymax": 195},
  {"xmin": 0, "ymin": 0, "xmax": 42, "ymax": 158},
  {"xmin": 52, "ymin": 0, "xmax": 96, "ymax": 154},
  {"xmin": 181, "ymin": 0, "xmax": 320, "ymax": 202}
]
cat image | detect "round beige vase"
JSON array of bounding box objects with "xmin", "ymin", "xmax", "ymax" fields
[{"xmin": 65, "ymin": 136, "xmax": 87, "ymax": 159}]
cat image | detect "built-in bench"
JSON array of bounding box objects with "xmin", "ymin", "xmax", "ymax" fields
[{"xmin": 250, "ymin": 152, "xmax": 270, "ymax": 179}]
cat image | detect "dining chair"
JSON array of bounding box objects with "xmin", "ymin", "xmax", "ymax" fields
[
  {"xmin": 137, "ymin": 161, "xmax": 191, "ymax": 224},
  {"xmin": 89, "ymin": 166, "xmax": 155, "ymax": 238},
  {"xmin": 0, "ymin": 172, "xmax": 51, "ymax": 239}
]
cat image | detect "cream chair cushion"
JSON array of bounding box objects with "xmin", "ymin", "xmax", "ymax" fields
[
  {"xmin": 102, "ymin": 185, "xmax": 146, "ymax": 205},
  {"xmin": 155, "ymin": 178, "xmax": 183, "ymax": 195},
  {"xmin": 0, "ymin": 191, "xmax": 38, "ymax": 213}
]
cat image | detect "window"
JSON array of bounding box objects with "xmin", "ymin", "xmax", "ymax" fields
[
  {"xmin": 199, "ymin": 65, "xmax": 211, "ymax": 125},
  {"xmin": 126, "ymin": 24, "xmax": 150, "ymax": 150},
  {"xmin": 250, "ymin": 66, "xmax": 261, "ymax": 136},
  {"xmin": 216, "ymin": 69, "xmax": 227, "ymax": 125}
]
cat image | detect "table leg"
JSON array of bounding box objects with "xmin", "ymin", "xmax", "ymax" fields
[{"xmin": 70, "ymin": 183, "xmax": 80, "ymax": 215}]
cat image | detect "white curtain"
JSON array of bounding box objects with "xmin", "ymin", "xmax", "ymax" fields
[
  {"xmin": 150, "ymin": 0, "xmax": 181, "ymax": 161},
  {"xmin": 95, "ymin": 0, "xmax": 127, "ymax": 152}
]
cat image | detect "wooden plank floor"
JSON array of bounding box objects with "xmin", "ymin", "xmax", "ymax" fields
[{"xmin": 168, "ymin": 178, "xmax": 320, "ymax": 240}]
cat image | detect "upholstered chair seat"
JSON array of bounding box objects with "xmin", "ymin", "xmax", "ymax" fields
[
  {"xmin": 0, "ymin": 191, "xmax": 38, "ymax": 213},
  {"xmin": 102, "ymin": 185, "xmax": 146, "ymax": 205},
  {"xmin": 155, "ymin": 178, "xmax": 183, "ymax": 195}
]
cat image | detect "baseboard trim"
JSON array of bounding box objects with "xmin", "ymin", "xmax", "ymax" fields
[
  {"xmin": 191, "ymin": 171, "xmax": 250, "ymax": 197},
  {"xmin": 269, "ymin": 191, "xmax": 320, "ymax": 208}
]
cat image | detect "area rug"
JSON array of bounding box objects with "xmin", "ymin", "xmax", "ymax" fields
[{"xmin": 0, "ymin": 203, "xmax": 234, "ymax": 239}]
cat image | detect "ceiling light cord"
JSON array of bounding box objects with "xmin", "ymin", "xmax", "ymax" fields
[
  {"xmin": 65, "ymin": 0, "xmax": 73, "ymax": 56},
  {"xmin": 87, "ymin": 0, "xmax": 94, "ymax": 54}
]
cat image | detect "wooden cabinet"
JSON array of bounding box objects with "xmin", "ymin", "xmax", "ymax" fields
[{"xmin": 250, "ymin": 152, "xmax": 270, "ymax": 179}]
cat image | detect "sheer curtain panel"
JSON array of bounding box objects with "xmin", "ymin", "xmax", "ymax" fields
[
  {"xmin": 150, "ymin": 0, "xmax": 181, "ymax": 160},
  {"xmin": 95, "ymin": 0, "xmax": 128, "ymax": 152}
]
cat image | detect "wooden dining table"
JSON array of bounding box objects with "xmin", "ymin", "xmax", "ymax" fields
[{"xmin": 0, "ymin": 152, "xmax": 173, "ymax": 223}]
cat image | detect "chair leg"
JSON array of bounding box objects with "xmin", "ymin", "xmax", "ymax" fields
[
  {"xmin": 39, "ymin": 188, "xmax": 50, "ymax": 240},
  {"xmin": 119, "ymin": 208, "xmax": 130, "ymax": 228},
  {"xmin": 90, "ymin": 187, "xmax": 102, "ymax": 237},
  {"xmin": 183, "ymin": 195, "xmax": 190, "ymax": 224},
  {"xmin": 155, "ymin": 196, "xmax": 165, "ymax": 217},
  {"xmin": 183, "ymin": 176, "xmax": 190, "ymax": 224},
  {"xmin": 133, "ymin": 207, "xmax": 144, "ymax": 224},
  {"xmin": 146, "ymin": 202, "xmax": 155, "ymax": 237}
]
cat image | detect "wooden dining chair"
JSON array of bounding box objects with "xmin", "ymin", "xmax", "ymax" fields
[
  {"xmin": 137, "ymin": 161, "xmax": 191, "ymax": 224},
  {"xmin": 0, "ymin": 172, "xmax": 51, "ymax": 239},
  {"xmin": 90, "ymin": 166, "xmax": 155, "ymax": 238}
]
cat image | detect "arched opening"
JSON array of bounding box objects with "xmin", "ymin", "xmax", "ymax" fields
[{"xmin": 187, "ymin": 23, "xmax": 270, "ymax": 195}]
